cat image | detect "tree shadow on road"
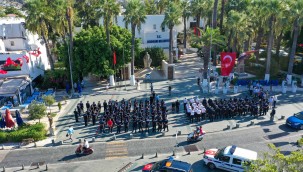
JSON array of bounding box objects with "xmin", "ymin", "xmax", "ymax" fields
[{"xmin": 59, "ymin": 154, "xmax": 80, "ymax": 161}]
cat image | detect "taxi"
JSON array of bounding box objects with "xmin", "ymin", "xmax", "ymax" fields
[
  {"xmin": 203, "ymin": 145, "xmax": 257, "ymax": 172},
  {"xmin": 142, "ymin": 156, "xmax": 193, "ymax": 172}
]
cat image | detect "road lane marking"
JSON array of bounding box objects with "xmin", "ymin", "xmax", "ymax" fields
[{"xmin": 105, "ymin": 141, "xmax": 128, "ymax": 160}]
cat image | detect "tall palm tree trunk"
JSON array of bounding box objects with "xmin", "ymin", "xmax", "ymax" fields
[
  {"xmin": 212, "ymin": 0, "xmax": 218, "ymax": 67},
  {"xmin": 265, "ymin": 15, "xmax": 274, "ymax": 81},
  {"xmin": 219, "ymin": 0, "xmax": 225, "ymax": 34},
  {"xmin": 196, "ymin": 15, "xmax": 200, "ymax": 28},
  {"xmin": 183, "ymin": 17, "xmax": 187, "ymax": 52},
  {"xmin": 169, "ymin": 27, "xmax": 173, "ymax": 64},
  {"xmin": 105, "ymin": 16, "xmax": 110, "ymax": 44},
  {"xmin": 255, "ymin": 27, "xmax": 263, "ymax": 63},
  {"xmin": 41, "ymin": 32, "xmax": 54, "ymax": 70},
  {"xmin": 203, "ymin": 46, "xmax": 210, "ymax": 79},
  {"xmin": 287, "ymin": 18, "xmax": 299, "ymax": 84},
  {"xmin": 227, "ymin": 30, "xmax": 232, "ymax": 51},
  {"xmin": 131, "ymin": 25, "xmax": 136, "ymax": 75},
  {"xmin": 275, "ymin": 30, "xmax": 283, "ymax": 56}
]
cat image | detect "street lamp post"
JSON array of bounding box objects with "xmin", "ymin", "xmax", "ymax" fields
[
  {"xmin": 208, "ymin": 9, "xmax": 214, "ymax": 93},
  {"xmin": 66, "ymin": 35, "xmax": 74, "ymax": 97}
]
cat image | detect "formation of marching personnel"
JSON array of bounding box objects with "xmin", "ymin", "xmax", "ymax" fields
[
  {"xmin": 73, "ymin": 93, "xmax": 170, "ymax": 134},
  {"xmin": 184, "ymin": 94, "xmax": 277, "ymax": 123}
]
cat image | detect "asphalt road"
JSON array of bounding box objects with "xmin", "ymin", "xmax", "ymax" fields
[{"xmin": 0, "ymin": 121, "xmax": 301, "ymax": 169}]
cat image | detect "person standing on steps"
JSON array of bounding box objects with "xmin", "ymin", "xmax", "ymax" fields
[{"xmin": 74, "ymin": 109, "xmax": 79, "ymax": 122}]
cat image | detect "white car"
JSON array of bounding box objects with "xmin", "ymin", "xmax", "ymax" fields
[{"xmin": 203, "ymin": 145, "xmax": 257, "ymax": 172}]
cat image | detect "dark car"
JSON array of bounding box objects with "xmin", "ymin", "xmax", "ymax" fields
[
  {"xmin": 142, "ymin": 157, "xmax": 193, "ymax": 172},
  {"xmin": 286, "ymin": 111, "xmax": 303, "ymax": 130}
]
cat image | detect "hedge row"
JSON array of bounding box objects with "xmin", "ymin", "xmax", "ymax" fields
[{"xmin": 0, "ymin": 123, "xmax": 47, "ymax": 143}]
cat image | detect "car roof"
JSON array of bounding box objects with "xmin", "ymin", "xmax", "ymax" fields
[
  {"xmin": 162, "ymin": 159, "xmax": 192, "ymax": 171},
  {"xmin": 224, "ymin": 146, "xmax": 258, "ymax": 161}
]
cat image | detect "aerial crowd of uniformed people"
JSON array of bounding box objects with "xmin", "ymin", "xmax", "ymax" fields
[
  {"xmin": 72, "ymin": 84, "xmax": 277, "ymax": 134},
  {"xmin": 73, "ymin": 91, "xmax": 172, "ymax": 134}
]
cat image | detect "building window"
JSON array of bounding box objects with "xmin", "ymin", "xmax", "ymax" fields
[
  {"xmin": 161, "ymin": 26, "xmax": 165, "ymax": 32},
  {"xmin": 153, "ymin": 24, "xmax": 156, "ymax": 30},
  {"xmin": 10, "ymin": 41, "xmax": 14, "ymax": 46}
]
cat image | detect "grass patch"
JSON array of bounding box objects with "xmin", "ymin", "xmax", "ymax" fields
[{"xmin": 0, "ymin": 123, "xmax": 47, "ymax": 143}]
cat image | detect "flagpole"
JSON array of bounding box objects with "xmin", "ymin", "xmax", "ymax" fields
[{"xmin": 123, "ymin": 47, "xmax": 126, "ymax": 90}]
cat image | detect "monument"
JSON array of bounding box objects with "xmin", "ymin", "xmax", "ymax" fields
[{"xmin": 143, "ymin": 52, "xmax": 152, "ymax": 69}]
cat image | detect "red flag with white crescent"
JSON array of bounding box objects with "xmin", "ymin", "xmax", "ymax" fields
[
  {"xmin": 113, "ymin": 51, "xmax": 117, "ymax": 65},
  {"xmin": 220, "ymin": 52, "xmax": 236, "ymax": 76}
]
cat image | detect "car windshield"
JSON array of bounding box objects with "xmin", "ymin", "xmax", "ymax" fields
[
  {"xmin": 151, "ymin": 160, "xmax": 166, "ymax": 170},
  {"xmin": 214, "ymin": 147, "xmax": 225, "ymax": 159},
  {"xmin": 294, "ymin": 112, "xmax": 303, "ymax": 120}
]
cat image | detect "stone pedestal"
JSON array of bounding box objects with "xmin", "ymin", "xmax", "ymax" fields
[
  {"xmin": 109, "ymin": 75, "xmax": 115, "ymax": 86},
  {"xmin": 292, "ymin": 86, "xmax": 297, "ymax": 93},
  {"xmin": 215, "ymin": 88, "xmax": 219, "ymax": 94},
  {"xmin": 49, "ymin": 127, "xmax": 55, "ymax": 136},
  {"xmin": 282, "ymin": 86, "xmax": 287, "ymax": 93},
  {"xmin": 234, "ymin": 86, "xmax": 238, "ymax": 93},
  {"xmin": 130, "ymin": 75, "xmax": 136, "ymax": 86},
  {"xmin": 223, "ymin": 88, "xmax": 228, "ymax": 94}
]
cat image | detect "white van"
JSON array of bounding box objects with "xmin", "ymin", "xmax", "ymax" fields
[{"xmin": 203, "ymin": 145, "xmax": 257, "ymax": 172}]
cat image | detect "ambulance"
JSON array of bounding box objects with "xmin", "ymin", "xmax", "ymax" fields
[{"xmin": 203, "ymin": 145, "xmax": 257, "ymax": 172}]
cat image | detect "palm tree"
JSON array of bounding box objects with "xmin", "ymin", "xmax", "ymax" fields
[
  {"xmin": 145, "ymin": 0, "xmax": 158, "ymax": 15},
  {"xmin": 123, "ymin": 0, "xmax": 146, "ymax": 85},
  {"xmin": 100, "ymin": 0, "xmax": 120, "ymax": 44},
  {"xmin": 219, "ymin": 0, "xmax": 226, "ymax": 34},
  {"xmin": 191, "ymin": 0, "xmax": 213, "ymax": 28},
  {"xmin": 161, "ymin": 1, "xmax": 182, "ymax": 64},
  {"xmin": 287, "ymin": 0, "xmax": 303, "ymax": 84},
  {"xmin": 212, "ymin": 0, "xmax": 219, "ymax": 66},
  {"xmin": 261, "ymin": 0, "xmax": 284, "ymax": 81},
  {"xmin": 191, "ymin": 27, "xmax": 226, "ymax": 79},
  {"xmin": 181, "ymin": 0, "xmax": 191, "ymax": 53},
  {"xmin": 24, "ymin": 0, "xmax": 55, "ymax": 70},
  {"xmin": 157, "ymin": 0, "xmax": 168, "ymax": 14}
]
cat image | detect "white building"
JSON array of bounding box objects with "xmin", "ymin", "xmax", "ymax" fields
[
  {"xmin": 100, "ymin": 15, "xmax": 204, "ymax": 50},
  {"xmin": 0, "ymin": 17, "xmax": 50, "ymax": 80},
  {"xmin": 0, "ymin": 17, "xmax": 50, "ymax": 106}
]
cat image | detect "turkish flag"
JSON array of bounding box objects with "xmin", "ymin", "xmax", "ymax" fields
[
  {"xmin": 113, "ymin": 51, "xmax": 116, "ymax": 65},
  {"xmin": 298, "ymin": 44, "xmax": 303, "ymax": 47},
  {"xmin": 220, "ymin": 52, "xmax": 236, "ymax": 76}
]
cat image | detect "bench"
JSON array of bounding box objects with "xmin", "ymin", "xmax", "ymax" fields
[{"xmin": 21, "ymin": 138, "xmax": 34, "ymax": 145}]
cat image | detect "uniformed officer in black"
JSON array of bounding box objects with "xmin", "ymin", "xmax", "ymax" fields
[
  {"xmin": 152, "ymin": 118, "xmax": 157, "ymax": 132},
  {"xmin": 86, "ymin": 101, "xmax": 90, "ymax": 111},
  {"xmin": 103, "ymin": 100, "xmax": 107, "ymax": 112},
  {"xmin": 163, "ymin": 117, "xmax": 169, "ymax": 131},
  {"xmin": 74, "ymin": 108, "xmax": 79, "ymax": 122},
  {"xmin": 124, "ymin": 118, "xmax": 129, "ymax": 132},
  {"xmin": 132, "ymin": 116, "xmax": 137, "ymax": 133},
  {"xmin": 83, "ymin": 111, "xmax": 88, "ymax": 126},
  {"xmin": 92, "ymin": 112, "xmax": 96, "ymax": 125},
  {"xmin": 175, "ymin": 100, "xmax": 180, "ymax": 113},
  {"xmin": 116, "ymin": 119, "xmax": 122, "ymax": 134},
  {"xmin": 79, "ymin": 101, "xmax": 84, "ymax": 112}
]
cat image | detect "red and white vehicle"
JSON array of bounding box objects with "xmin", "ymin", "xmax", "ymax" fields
[{"xmin": 203, "ymin": 145, "xmax": 257, "ymax": 172}]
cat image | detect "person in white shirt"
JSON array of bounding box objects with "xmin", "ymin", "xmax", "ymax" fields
[
  {"xmin": 268, "ymin": 96, "xmax": 274, "ymax": 108},
  {"xmin": 183, "ymin": 98, "xmax": 187, "ymax": 112},
  {"xmin": 187, "ymin": 106, "xmax": 191, "ymax": 118},
  {"xmin": 190, "ymin": 110, "xmax": 195, "ymax": 123},
  {"xmin": 83, "ymin": 139, "xmax": 89, "ymax": 150},
  {"xmin": 201, "ymin": 106, "xmax": 206, "ymax": 120},
  {"xmin": 196, "ymin": 108, "xmax": 202, "ymax": 122}
]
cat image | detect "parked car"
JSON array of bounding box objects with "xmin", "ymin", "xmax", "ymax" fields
[
  {"xmin": 142, "ymin": 157, "xmax": 193, "ymax": 172},
  {"xmin": 286, "ymin": 111, "xmax": 303, "ymax": 130}
]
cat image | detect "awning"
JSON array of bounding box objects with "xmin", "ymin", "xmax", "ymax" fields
[{"xmin": 0, "ymin": 78, "xmax": 29, "ymax": 97}]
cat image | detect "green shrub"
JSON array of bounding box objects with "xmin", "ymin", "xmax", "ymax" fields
[
  {"xmin": 0, "ymin": 132, "xmax": 7, "ymax": 143},
  {"xmin": 298, "ymin": 137, "xmax": 303, "ymax": 146},
  {"xmin": 136, "ymin": 47, "xmax": 168, "ymax": 68},
  {"xmin": 1, "ymin": 123, "xmax": 47, "ymax": 143}
]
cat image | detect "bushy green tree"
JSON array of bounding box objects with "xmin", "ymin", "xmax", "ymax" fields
[
  {"xmin": 42, "ymin": 95, "xmax": 56, "ymax": 113},
  {"xmin": 28, "ymin": 101, "xmax": 47, "ymax": 123},
  {"xmin": 245, "ymin": 143, "xmax": 303, "ymax": 172},
  {"xmin": 59, "ymin": 25, "xmax": 139, "ymax": 78}
]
